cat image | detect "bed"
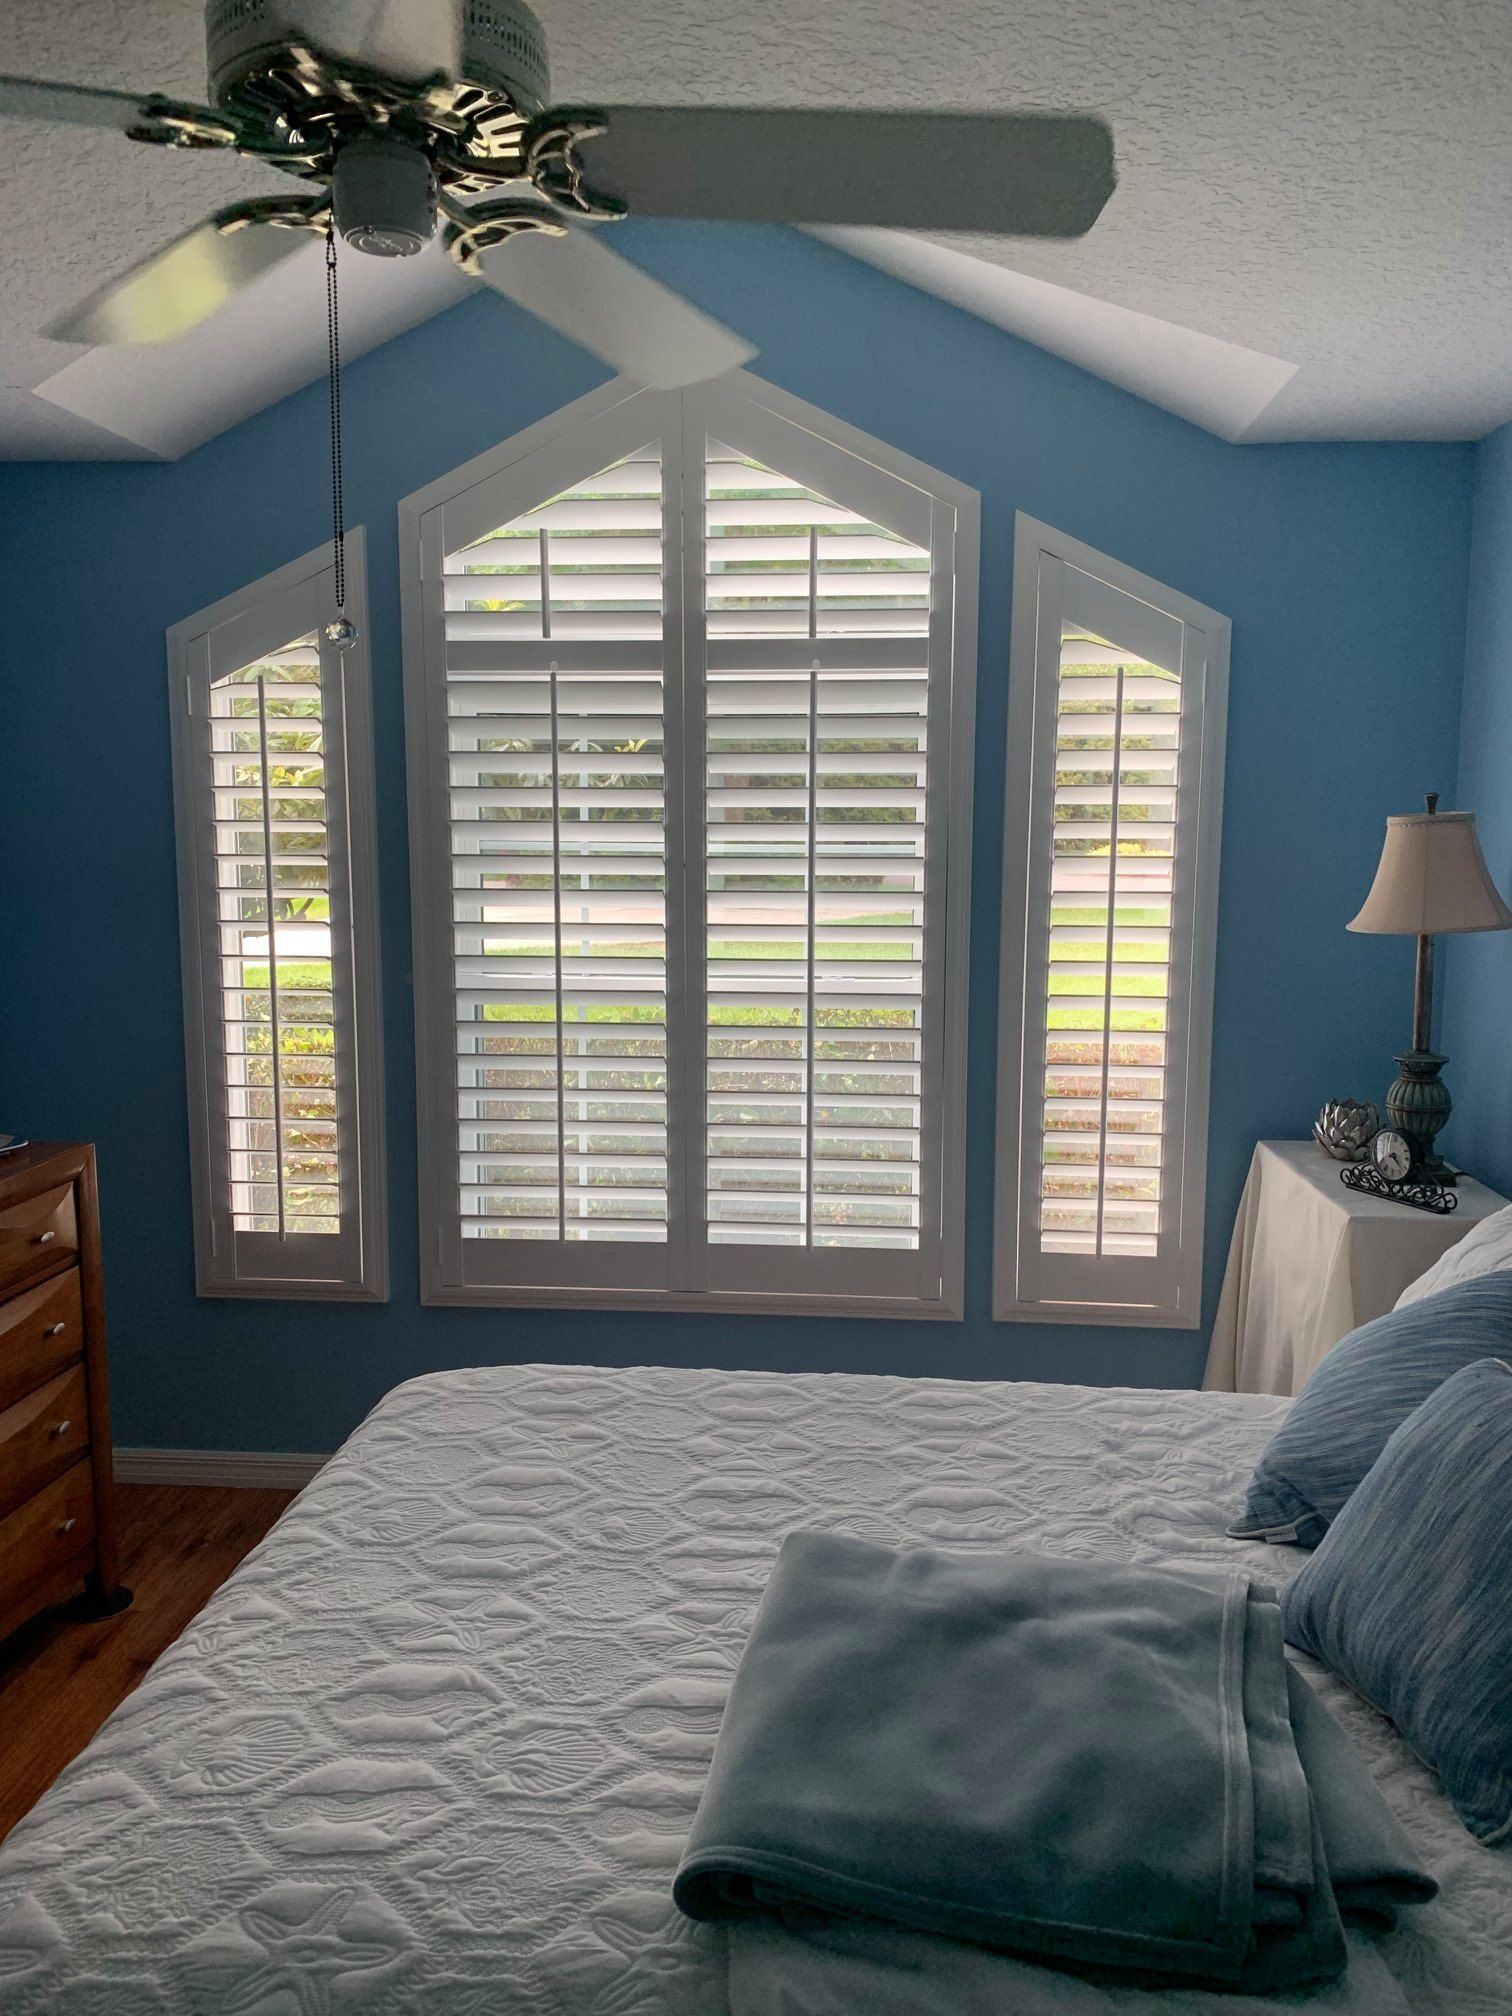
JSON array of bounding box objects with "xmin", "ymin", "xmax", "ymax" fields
[{"xmin": 0, "ymin": 1362, "xmax": 1507, "ymax": 2012}]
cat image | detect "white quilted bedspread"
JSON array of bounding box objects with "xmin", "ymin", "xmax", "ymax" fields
[{"xmin": 0, "ymin": 1363, "xmax": 1509, "ymax": 2013}]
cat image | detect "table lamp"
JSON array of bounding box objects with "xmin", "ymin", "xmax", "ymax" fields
[{"xmin": 1347, "ymin": 794, "xmax": 1512, "ymax": 1180}]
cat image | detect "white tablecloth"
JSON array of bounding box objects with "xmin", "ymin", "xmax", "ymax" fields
[{"xmin": 1202, "ymin": 1140, "xmax": 1509, "ymax": 1396}]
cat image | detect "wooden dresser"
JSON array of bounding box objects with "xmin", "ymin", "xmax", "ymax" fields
[{"xmin": 0, "ymin": 1143, "xmax": 130, "ymax": 1643}]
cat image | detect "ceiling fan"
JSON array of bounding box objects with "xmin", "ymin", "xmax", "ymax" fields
[{"xmin": 0, "ymin": 0, "xmax": 1117, "ymax": 390}]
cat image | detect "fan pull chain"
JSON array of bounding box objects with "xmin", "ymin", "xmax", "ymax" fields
[{"xmin": 323, "ymin": 221, "xmax": 357, "ymax": 651}]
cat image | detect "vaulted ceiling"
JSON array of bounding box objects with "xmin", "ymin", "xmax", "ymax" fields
[{"xmin": 3, "ymin": 0, "xmax": 1510, "ymax": 457}]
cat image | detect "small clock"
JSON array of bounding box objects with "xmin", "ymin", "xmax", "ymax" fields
[
  {"xmin": 1371, "ymin": 1128, "xmax": 1417, "ymax": 1183},
  {"xmin": 1340, "ymin": 1128, "xmax": 1458, "ymax": 1213}
]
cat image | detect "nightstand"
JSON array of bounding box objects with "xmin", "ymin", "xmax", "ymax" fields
[{"xmin": 1202, "ymin": 1141, "xmax": 1509, "ymax": 1396}]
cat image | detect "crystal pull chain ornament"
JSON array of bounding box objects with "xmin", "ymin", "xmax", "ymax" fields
[{"xmin": 322, "ymin": 221, "xmax": 357, "ymax": 652}]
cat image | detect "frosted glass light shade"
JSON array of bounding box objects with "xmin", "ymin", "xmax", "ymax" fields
[{"xmin": 1348, "ymin": 810, "xmax": 1512, "ymax": 936}]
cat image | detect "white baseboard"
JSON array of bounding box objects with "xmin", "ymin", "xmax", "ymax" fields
[{"xmin": 114, "ymin": 1447, "xmax": 329, "ymax": 1490}]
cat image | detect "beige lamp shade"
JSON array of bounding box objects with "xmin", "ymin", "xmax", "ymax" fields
[{"xmin": 1348, "ymin": 809, "xmax": 1512, "ymax": 936}]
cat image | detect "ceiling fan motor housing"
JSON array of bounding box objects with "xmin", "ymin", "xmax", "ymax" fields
[
  {"xmin": 333, "ymin": 138, "xmax": 436, "ymax": 254},
  {"xmin": 204, "ymin": 0, "xmax": 552, "ymax": 113}
]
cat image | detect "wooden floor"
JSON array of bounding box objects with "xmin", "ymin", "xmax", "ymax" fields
[{"xmin": 0, "ymin": 1482, "xmax": 295, "ymax": 1844}]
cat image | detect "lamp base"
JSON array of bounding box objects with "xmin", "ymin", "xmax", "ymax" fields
[{"xmin": 1385, "ymin": 1049, "xmax": 1456, "ymax": 1184}]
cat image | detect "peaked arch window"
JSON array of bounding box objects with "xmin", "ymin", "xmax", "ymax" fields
[
  {"xmin": 169, "ymin": 535, "xmax": 387, "ymax": 1299},
  {"xmin": 994, "ymin": 517, "xmax": 1229, "ymax": 1327},
  {"xmin": 403, "ymin": 375, "xmax": 978, "ymax": 1315}
]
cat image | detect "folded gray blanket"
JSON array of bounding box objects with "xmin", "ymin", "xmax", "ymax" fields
[{"xmin": 673, "ymin": 1534, "xmax": 1435, "ymax": 1996}]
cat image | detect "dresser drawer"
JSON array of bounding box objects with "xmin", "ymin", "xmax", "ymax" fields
[
  {"xmin": 0, "ymin": 1366, "xmax": 90, "ymax": 1523},
  {"xmin": 0, "ymin": 1182, "xmax": 78, "ymax": 1298},
  {"xmin": 0, "ymin": 1269, "xmax": 84, "ymax": 1412},
  {"xmin": 0, "ymin": 1459, "xmax": 95, "ymax": 1621}
]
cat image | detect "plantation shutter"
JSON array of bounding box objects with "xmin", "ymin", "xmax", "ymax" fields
[
  {"xmin": 169, "ymin": 537, "xmax": 386, "ymax": 1299},
  {"xmin": 995, "ymin": 520, "xmax": 1228, "ymax": 1325},
  {"xmin": 445, "ymin": 435, "xmax": 674, "ymax": 1286},
  {"xmin": 410, "ymin": 393, "xmax": 681, "ymax": 1296},
  {"xmin": 406, "ymin": 376, "xmax": 976, "ymax": 1313},
  {"xmin": 686, "ymin": 392, "xmax": 952, "ymax": 1304},
  {"xmin": 209, "ymin": 633, "xmax": 341, "ymax": 1237}
]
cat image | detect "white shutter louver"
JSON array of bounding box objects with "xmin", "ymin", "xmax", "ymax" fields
[
  {"xmin": 406, "ymin": 375, "xmax": 976, "ymax": 1314},
  {"xmin": 170, "ymin": 536, "xmax": 386, "ymax": 1299},
  {"xmin": 210, "ymin": 632, "xmax": 340, "ymax": 1236},
  {"xmin": 701, "ymin": 445, "xmax": 932, "ymax": 1253},
  {"xmin": 445, "ymin": 447, "xmax": 671, "ymax": 1251},
  {"xmin": 996, "ymin": 521, "xmax": 1228, "ymax": 1326},
  {"xmin": 1039, "ymin": 631, "xmax": 1180, "ymax": 1262}
]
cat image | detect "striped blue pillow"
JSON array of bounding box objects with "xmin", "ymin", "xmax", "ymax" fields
[
  {"xmin": 1281, "ymin": 1357, "xmax": 1512, "ymax": 1844},
  {"xmin": 1229, "ymin": 1274, "xmax": 1512, "ymax": 1546}
]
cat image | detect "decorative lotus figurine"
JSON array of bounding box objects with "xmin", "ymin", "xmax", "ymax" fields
[{"xmin": 1313, "ymin": 1098, "xmax": 1380, "ymax": 1162}]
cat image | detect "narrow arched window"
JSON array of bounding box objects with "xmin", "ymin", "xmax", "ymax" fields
[
  {"xmin": 995, "ymin": 517, "xmax": 1229, "ymax": 1326},
  {"xmin": 169, "ymin": 536, "xmax": 386, "ymax": 1299}
]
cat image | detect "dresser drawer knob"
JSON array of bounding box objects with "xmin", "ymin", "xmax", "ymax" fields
[
  {"xmin": 45, "ymin": 1321, "xmax": 66, "ymax": 1337},
  {"xmin": 49, "ymin": 1419, "xmax": 72, "ymax": 1439},
  {"xmin": 57, "ymin": 1517, "xmax": 77, "ymax": 1535},
  {"xmin": 36, "ymin": 1230, "xmax": 56, "ymax": 1245}
]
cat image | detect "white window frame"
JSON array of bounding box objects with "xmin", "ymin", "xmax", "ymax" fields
[
  {"xmin": 994, "ymin": 514, "xmax": 1228, "ymax": 1327},
  {"xmin": 168, "ymin": 533, "xmax": 388, "ymax": 1300},
  {"xmin": 402, "ymin": 371, "xmax": 978, "ymax": 1318}
]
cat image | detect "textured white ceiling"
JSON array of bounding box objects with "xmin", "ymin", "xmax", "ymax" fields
[{"xmin": 3, "ymin": 0, "xmax": 1511, "ymax": 456}]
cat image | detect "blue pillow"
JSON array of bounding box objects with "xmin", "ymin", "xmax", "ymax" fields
[
  {"xmin": 1229, "ymin": 1273, "xmax": 1512, "ymax": 1546},
  {"xmin": 1281, "ymin": 1357, "xmax": 1512, "ymax": 1844}
]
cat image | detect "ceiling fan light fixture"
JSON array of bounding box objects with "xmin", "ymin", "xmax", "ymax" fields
[
  {"xmin": 202, "ymin": 0, "xmax": 553, "ymax": 119},
  {"xmin": 332, "ymin": 137, "xmax": 436, "ymax": 255}
]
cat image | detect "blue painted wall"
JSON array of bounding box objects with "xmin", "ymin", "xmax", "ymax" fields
[
  {"xmin": 0, "ymin": 223, "xmax": 1477, "ymax": 1453},
  {"xmin": 1443, "ymin": 419, "xmax": 1512, "ymax": 1194}
]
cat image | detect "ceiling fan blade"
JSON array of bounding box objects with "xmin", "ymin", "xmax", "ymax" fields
[
  {"xmin": 313, "ymin": 0, "xmax": 460, "ymax": 80},
  {"xmin": 475, "ymin": 228, "xmax": 755, "ymax": 390},
  {"xmin": 575, "ymin": 107, "xmax": 1116, "ymax": 236},
  {"xmin": 0, "ymin": 72, "xmax": 167, "ymax": 132},
  {"xmin": 45, "ymin": 203, "xmax": 318, "ymax": 346}
]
